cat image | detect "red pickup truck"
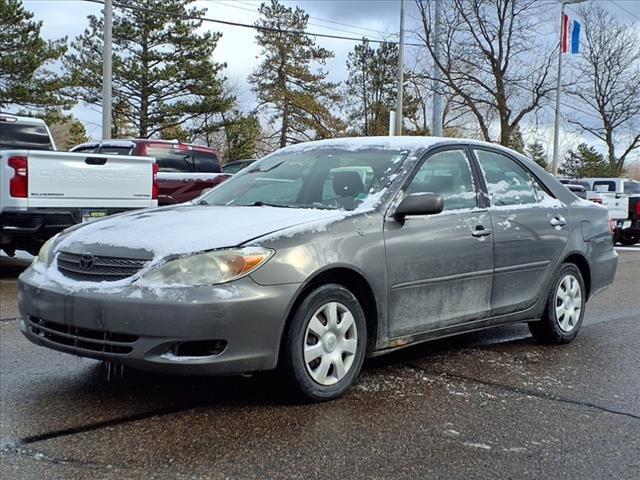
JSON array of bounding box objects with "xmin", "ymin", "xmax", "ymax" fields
[{"xmin": 71, "ymin": 139, "xmax": 230, "ymax": 205}]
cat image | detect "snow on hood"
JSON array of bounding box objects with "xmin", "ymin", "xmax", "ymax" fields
[{"xmin": 55, "ymin": 204, "xmax": 344, "ymax": 259}]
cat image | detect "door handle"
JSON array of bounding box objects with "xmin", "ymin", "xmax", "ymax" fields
[
  {"xmin": 472, "ymin": 226, "xmax": 492, "ymax": 237},
  {"xmin": 550, "ymin": 215, "xmax": 566, "ymax": 227}
]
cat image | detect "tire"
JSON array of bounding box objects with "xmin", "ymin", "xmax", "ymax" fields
[
  {"xmin": 618, "ymin": 233, "xmax": 639, "ymax": 246},
  {"xmin": 281, "ymin": 284, "xmax": 367, "ymax": 402},
  {"xmin": 528, "ymin": 263, "xmax": 586, "ymax": 344}
]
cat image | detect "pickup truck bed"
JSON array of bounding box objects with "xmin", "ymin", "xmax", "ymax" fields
[{"xmin": 1, "ymin": 149, "xmax": 157, "ymax": 255}]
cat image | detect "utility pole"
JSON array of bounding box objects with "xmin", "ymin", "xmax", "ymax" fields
[
  {"xmin": 431, "ymin": 0, "xmax": 443, "ymax": 137},
  {"xmin": 102, "ymin": 0, "xmax": 113, "ymax": 140},
  {"xmin": 551, "ymin": 0, "xmax": 585, "ymax": 176},
  {"xmin": 394, "ymin": 0, "xmax": 405, "ymax": 136}
]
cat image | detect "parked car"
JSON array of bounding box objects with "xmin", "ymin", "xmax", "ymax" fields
[
  {"xmin": 0, "ymin": 114, "xmax": 157, "ymax": 256},
  {"xmin": 222, "ymin": 159, "xmax": 256, "ymax": 174},
  {"xmin": 580, "ymin": 177, "xmax": 640, "ymax": 245},
  {"xmin": 19, "ymin": 137, "xmax": 617, "ymax": 401},
  {"xmin": 71, "ymin": 139, "xmax": 230, "ymax": 205},
  {"xmin": 561, "ymin": 183, "xmax": 587, "ymax": 199}
]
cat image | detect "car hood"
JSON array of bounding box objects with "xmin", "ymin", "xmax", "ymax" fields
[{"xmin": 54, "ymin": 204, "xmax": 344, "ymax": 259}]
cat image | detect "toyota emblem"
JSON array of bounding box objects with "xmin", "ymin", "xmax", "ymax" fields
[{"xmin": 79, "ymin": 254, "xmax": 96, "ymax": 270}]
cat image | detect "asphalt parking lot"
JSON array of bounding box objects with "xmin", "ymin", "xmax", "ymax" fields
[{"xmin": 1, "ymin": 249, "xmax": 639, "ymax": 480}]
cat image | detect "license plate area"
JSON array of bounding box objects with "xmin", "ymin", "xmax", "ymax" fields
[{"xmin": 82, "ymin": 209, "xmax": 107, "ymax": 223}]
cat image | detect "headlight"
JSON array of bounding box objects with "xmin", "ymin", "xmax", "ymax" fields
[
  {"xmin": 33, "ymin": 235, "xmax": 58, "ymax": 267},
  {"xmin": 137, "ymin": 247, "xmax": 274, "ymax": 286}
]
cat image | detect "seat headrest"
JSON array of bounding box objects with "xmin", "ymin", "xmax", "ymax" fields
[{"xmin": 333, "ymin": 171, "xmax": 365, "ymax": 197}]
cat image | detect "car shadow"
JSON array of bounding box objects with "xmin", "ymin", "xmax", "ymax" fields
[{"xmin": 38, "ymin": 322, "xmax": 536, "ymax": 409}]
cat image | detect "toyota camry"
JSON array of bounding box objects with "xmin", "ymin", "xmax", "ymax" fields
[{"xmin": 18, "ymin": 137, "xmax": 617, "ymax": 401}]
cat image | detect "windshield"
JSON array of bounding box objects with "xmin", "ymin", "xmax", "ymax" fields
[
  {"xmin": 624, "ymin": 181, "xmax": 640, "ymax": 194},
  {"xmin": 200, "ymin": 147, "xmax": 410, "ymax": 211}
]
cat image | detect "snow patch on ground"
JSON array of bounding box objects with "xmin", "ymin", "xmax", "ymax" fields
[{"xmin": 463, "ymin": 442, "xmax": 492, "ymax": 450}]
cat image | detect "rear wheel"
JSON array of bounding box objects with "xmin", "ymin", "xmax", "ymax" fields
[
  {"xmin": 529, "ymin": 263, "xmax": 585, "ymax": 344},
  {"xmin": 618, "ymin": 233, "xmax": 639, "ymax": 246},
  {"xmin": 281, "ymin": 284, "xmax": 367, "ymax": 402}
]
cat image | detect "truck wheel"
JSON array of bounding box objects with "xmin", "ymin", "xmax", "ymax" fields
[
  {"xmin": 529, "ymin": 263, "xmax": 585, "ymax": 344},
  {"xmin": 281, "ymin": 284, "xmax": 367, "ymax": 402},
  {"xmin": 618, "ymin": 233, "xmax": 639, "ymax": 246}
]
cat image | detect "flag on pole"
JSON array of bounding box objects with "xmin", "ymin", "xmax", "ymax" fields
[{"xmin": 561, "ymin": 14, "xmax": 581, "ymax": 54}]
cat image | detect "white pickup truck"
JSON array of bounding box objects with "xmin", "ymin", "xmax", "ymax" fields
[
  {"xmin": 582, "ymin": 177, "xmax": 640, "ymax": 245},
  {"xmin": 0, "ymin": 114, "xmax": 158, "ymax": 255}
]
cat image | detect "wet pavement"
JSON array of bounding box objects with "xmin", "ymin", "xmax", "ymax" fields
[{"xmin": 1, "ymin": 251, "xmax": 639, "ymax": 479}]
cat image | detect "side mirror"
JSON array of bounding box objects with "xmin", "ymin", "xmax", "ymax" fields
[{"xmin": 394, "ymin": 193, "xmax": 444, "ymax": 220}]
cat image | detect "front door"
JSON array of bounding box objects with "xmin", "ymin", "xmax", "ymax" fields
[
  {"xmin": 473, "ymin": 148, "xmax": 570, "ymax": 316},
  {"xmin": 384, "ymin": 148, "xmax": 494, "ymax": 338}
]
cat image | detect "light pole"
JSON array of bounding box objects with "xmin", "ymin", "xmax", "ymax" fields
[
  {"xmin": 431, "ymin": 0, "xmax": 443, "ymax": 137},
  {"xmin": 551, "ymin": 0, "xmax": 586, "ymax": 176},
  {"xmin": 394, "ymin": 0, "xmax": 405, "ymax": 136},
  {"xmin": 102, "ymin": 0, "xmax": 113, "ymax": 140}
]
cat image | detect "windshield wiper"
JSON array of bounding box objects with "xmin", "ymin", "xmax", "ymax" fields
[{"xmin": 249, "ymin": 201, "xmax": 294, "ymax": 208}]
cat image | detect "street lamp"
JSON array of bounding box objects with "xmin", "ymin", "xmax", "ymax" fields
[{"xmin": 551, "ymin": 0, "xmax": 587, "ymax": 177}]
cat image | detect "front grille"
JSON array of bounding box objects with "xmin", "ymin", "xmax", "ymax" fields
[
  {"xmin": 57, "ymin": 251, "xmax": 148, "ymax": 282},
  {"xmin": 28, "ymin": 316, "xmax": 138, "ymax": 355}
]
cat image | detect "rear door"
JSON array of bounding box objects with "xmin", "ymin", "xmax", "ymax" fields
[
  {"xmin": 474, "ymin": 148, "xmax": 569, "ymax": 316},
  {"xmin": 384, "ymin": 147, "xmax": 494, "ymax": 338},
  {"xmin": 27, "ymin": 151, "xmax": 155, "ymax": 208}
]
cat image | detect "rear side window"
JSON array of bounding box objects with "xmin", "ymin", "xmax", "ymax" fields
[
  {"xmin": 475, "ymin": 150, "xmax": 539, "ymax": 206},
  {"xmin": 98, "ymin": 146, "xmax": 132, "ymax": 155},
  {"xmin": 0, "ymin": 122, "xmax": 54, "ymax": 150},
  {"xmin": 193, "ymin": 151, "xmax": 221, "ymax": 173},
  {"xmin": 145, "ymin": 147, "xmax": 194, "ymax": 172},
  {"xmin": 223, "ymin": 162, "xmax": 244, "ymax": 174},
  {"xmin": 593, "ymin": 181, "xmax": 616, "ymax": 192},
  {"xmin": 623, "ymin": 181, "xmax": 640, "ymax": 194}
]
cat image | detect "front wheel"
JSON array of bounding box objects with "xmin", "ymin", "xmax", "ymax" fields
[
  {"xmin": 529, "ymin": 263, "xmax": 586, "ymax": 344},
  {"xmin": 281, "ymin": 284, "xmax": 367, "ymax": 402}
]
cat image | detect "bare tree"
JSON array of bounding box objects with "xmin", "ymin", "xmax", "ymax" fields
[
  {"xmin": 565, "ymin": 5, "xmax": 640, "ymax": 174},
  {"xmin": 414, "ymin": 0, "xmax": 555, "ymax": 147}
]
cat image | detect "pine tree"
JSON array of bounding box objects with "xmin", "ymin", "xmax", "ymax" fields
[
  {"xmin": 225, "ymin": 112, "xmax": 262, "ymax": 161},
  {"xmin": 345, "ymin": 39, "xmax": 424, "ymax": 136},
  {"xmin": 345, "ymin": 39, "xmax": 398, "ymax": 136},
  {"xmin": 64, "ymin": 0, "xmax": 232, "ymax": 138},
  {"xmin": 560, "ymin": 143, "xmax": 615, "ymax": 178},
  {"xmin": 526, "ymin": 141, "xmax": 549, "ymax": 169},
  {"xmin": 249, "ymin": 0, "xmax": 342, "ymax": 147},
  {"xmin": 0, "ymin": 0, "xmax": 69, "ymax": 110}
]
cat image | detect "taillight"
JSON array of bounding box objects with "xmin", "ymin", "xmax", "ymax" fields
[
  {"xmin": 152, "ymin": 163, "xmax": 159, "ymax": 200},
  {"xmin": 8, "ymin": 156, "xmax": 28, "ymax": 198},
  {"xmin": 591, "ymin": 198, "xmax": 603, "ymax": 204},
  {"xmin": 636, "ymin": 201, "xmax": 640, "ymax": 217}
]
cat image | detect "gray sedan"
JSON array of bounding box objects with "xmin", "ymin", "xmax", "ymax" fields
[{"xmin": 18, "ymin": 137, "xmax": 617, "ymax": 401}]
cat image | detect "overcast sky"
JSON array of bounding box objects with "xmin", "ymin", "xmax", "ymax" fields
[{"xmin": 22, "ymin": 0, "xmax": 640, "ymax": 160}]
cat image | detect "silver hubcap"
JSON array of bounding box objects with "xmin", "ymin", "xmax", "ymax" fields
[
  {"xmin": 555, "ymin": 274, "xmax": 582, "ymax": 332},
  {"xmin": 304, "ymin": 302, "xmax": 358, "ymax": 386}
]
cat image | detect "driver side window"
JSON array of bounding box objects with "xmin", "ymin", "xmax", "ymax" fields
[{"xmin": 405, "ymin": 150, "xmax": 477, "ymax": 211}]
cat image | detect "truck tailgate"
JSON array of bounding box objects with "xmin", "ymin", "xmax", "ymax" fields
[
  {"xmin": 26, "ymin": 150, "xmax": 155, "ymax": 208},
  {"xmin": 598, "ymin": 193, "xmax": 629, "ymax": 220}
]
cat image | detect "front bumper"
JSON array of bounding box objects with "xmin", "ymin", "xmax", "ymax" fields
[{"xmin": 18, "ymin": 268, "xmax": 299, "ymax": 375}]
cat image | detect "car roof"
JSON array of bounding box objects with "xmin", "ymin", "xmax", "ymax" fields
[
  {"xmin": 72, "ymin": 138, "xmax": 217, "ymax": 154},
  {"xmin": 277, "ymin": 136, "xmax": 524, "ymax": 157},
  {"xmin": 0, "ymin": 113, "xmax": 47, "ymax": 126}
]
